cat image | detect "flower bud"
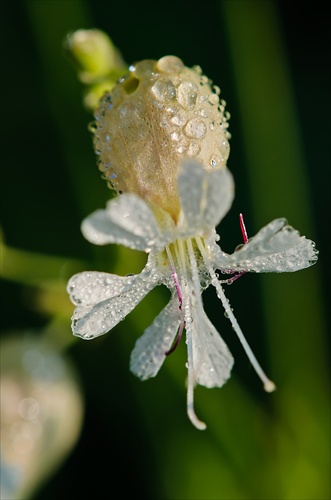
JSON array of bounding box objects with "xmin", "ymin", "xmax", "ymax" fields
[
  {"xmin": 65, "ymin": 29, "xmax": 126, "ymax": 84},
  {"xmin": 92, "ymin": 56, "xmax": 231, "ymax": 221}
]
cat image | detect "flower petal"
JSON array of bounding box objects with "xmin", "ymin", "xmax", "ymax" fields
[
  {"xmin": 182, "ymin": 237, "xmax": 234, "ymax": 389},
  {"xmin": 67, "ymin": 271, "xmax": 140, "ymax": 306},
  {"xmin": 189, "ymin": 307, "xmax": 234, "ymax": 388},
  {"xmin": 81, "ymin": 193, "xmax": 164, "ymax": 252},
  {"xmin": 130, "ymin": 296, "xmax": 180, "ymax": 380},
  {"xmin": 70, "ymin": 267, "xmax": 158, "ymax": 340},
  {"xmin": 215, "ymin": 218, "xmax": 318, "ymax": 273},
  {"xmin": 178, "ymin": 160, "xmax": 234, "ymax": 233}
]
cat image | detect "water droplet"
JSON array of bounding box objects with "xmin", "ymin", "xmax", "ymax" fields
[
  {"xmin": 88, "ymin": 122, "xmax": 97, "ymax": 133},
  {"xmin": 193, "ymin": 65, "xmax": 203, "ymax": 75},
  {"xmin": 218, "ymin": 139, "xmax": 230, "ymax": 163},
  {"xmin": 177, "ymin": 136, "xmax": 189, "ymax": 153},
  {"xmin": 185, "ymin": 118, "xmax": 207, "ymax": 139},
  {"xmin": 224, "ymin": 307, "xmax": 234, "ymax": 319},
  {"xmin": 187, "ymin": 142, "xmax": 201, "ymax": 157},
  {"xmin": 199, "ymin": 108, "xmax": 208, "ymax": 118},
  {"xmin": 18, "ymin": 398, "xmax": 40, "ymax": 420},
  {"xmin": 156, "ymin": 55, "xmax": 184, "ymax": 73},
  {"xmin": 177, "ymin": 82, "xmax": 199, "ymax": 110},
  {"xmin": 171, "ymin": 110, "xmax": 187, "ymax": 127},
  {"xmin": 208, "ymin": 94, "xmax": 219, "ymax": 105},
  {"xmin": 210, "ymin": 154, "xmax": 221, "ymax": 168},
  {"xmin": 200, "ymin": 75, "xmax": 209, "ymax": 85},
  {"xmin": 151, "ymin": 77, "xmax": 176, "ymax": 102},
  {"xmin": 177, "ymin": 145, "xmax": 187, "ymax": 154},
  {"xmin": 171, "ymin": 131, "xmax": 180, "ymax": 142},
  {"xmin": 166, "ymin": 105, "xmax": 178, "ymax": 115}
]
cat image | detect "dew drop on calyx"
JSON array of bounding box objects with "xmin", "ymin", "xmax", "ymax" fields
[
  {"xmin": 156, "ymin": 55, "xmax": 185, "ymax": 73},
  {"xmin": 208, "ymin": 94, "xmax": 219, "ymax": 105},
  {"xmin": 210, "ymin": 154, "xmax": 221, "ymax": 168},
  {"xmin": 177, "ymin": 82, "xmax": 199, "ymax": 110},
  {"xmin": 151, "ymin": 78, "xmax": 176, "ymax": 102},
  {"xmin": 185, "ymin": 118, "xmax": 207, "ymax": 139}
]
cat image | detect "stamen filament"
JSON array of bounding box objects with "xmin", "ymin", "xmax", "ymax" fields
[
  {"xmin": 165, "ymin": 245, "xmax": 182, "ymax": 310},
  {"xmin": 239, "ymin": 213, "xmax": 248, "ymax": 244},
  {"xmin": 165, "ymin": 243, "xmax": 185, "ymax": 356},
  {"xmin": 186, "ymin": 238, "xmax": 207, "ymax": 430},
  {"xmin": 165, "ymin": 320, "xmax": 185, "ymax": 356},
  {"xmin": 219, "ymin": 273, "xmax": 245, "ymax": 285},
  {"xmin": 186, "ymin": 313, "xmax": 207, "ymax": 430},
  {"xmin": 195, "ymin": 236, "xmax": 276, "ymax": 393}
]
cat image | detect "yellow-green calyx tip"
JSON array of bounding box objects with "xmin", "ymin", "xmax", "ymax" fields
[{"xmin": 92, "ymin": 56, "xmax": 231, "ymax": 222}]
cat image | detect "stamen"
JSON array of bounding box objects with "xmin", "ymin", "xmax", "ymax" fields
[
  {"xmin": 177, "ymin": 239, "xmax": 188, "ymax": 277},
  {"xmin": 239, "ymin": 213, "xmax": 248, "ymax": 244},
  {"xmin": 165, "ymin": 244, "xmax": 185, "ymax": 355},
  {"xmin": 186, "ymin": 238, "xmax": 207, "ymax": 430},
  {"xmin": 165, "ymin": 245, "xmax": 182, "ymax": 311},
  {"xmin": 165, "ymin": 320, "xmax": 185, "ymax": 356},
  {"xmin": 187, "ymin": 365, "xmax": 207, "ymax": 431},
  {"xmin": 186, "ymin": 314, "xmax": 207, "ymax": 430},
  {"xmin": 195, "ymin": 236, "xmax": 276, "ymax": 392},
  {"xmin": 219, "ymin": 213, "xmax": 249, "ymax": 284},
  {"xmin": 219, "ymin": 214, "xmax": 249, "ymax": 285},
  {"xmin": 219, "ymin": 273, "xmax": 244, "ymax": 285}
]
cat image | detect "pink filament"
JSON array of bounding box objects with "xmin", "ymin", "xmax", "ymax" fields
[
  {"xmin": 239, "ymin": 213, "xmax": 248, "ymax": 244},
  {"xmin": 221, "ymin": 213, "xmax": 249, "ymax": 284},
  {"xmin": 165, "ymin": 320, "xmax": 185, "ymax": 356}
]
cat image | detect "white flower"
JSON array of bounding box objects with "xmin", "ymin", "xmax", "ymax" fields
[{"xmin": 67, "ymin": 159, "xmax": 318, "ymax": 430}]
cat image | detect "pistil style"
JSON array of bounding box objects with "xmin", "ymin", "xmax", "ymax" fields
[{"xmin": 195, "ymin": 236, "xmax": 276, "ymax": 393}]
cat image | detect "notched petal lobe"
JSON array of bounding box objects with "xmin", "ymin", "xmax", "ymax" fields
[
  {"xmin": 130, "ymin": 296, "xmax": 180, "ymax": 380},
  {"xmin": 178, "ymin": 160, "xmax": 234, "ymax": 233},
  {"xmin": 82, "ymin": 194, "xmax": 164, "ymax": 252},
  {"xmin": 70, "ymin": 268, "xmax": 158, "ymax": 340},
  {"xmin": 215, "ymin": 218, "xmax": 318, "ymax": 273}
]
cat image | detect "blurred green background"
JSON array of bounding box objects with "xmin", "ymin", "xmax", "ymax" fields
[{"xmin": 1, "ymin": 1, "xmax": 330, "ymax": 499}]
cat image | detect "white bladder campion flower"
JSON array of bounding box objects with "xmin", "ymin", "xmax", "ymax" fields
[{"xmin": 67, "ymin": 56, "xmax": 318, "ymax": 430}]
